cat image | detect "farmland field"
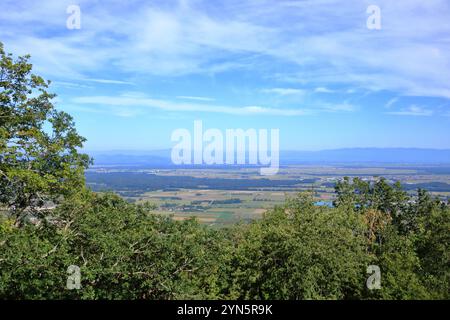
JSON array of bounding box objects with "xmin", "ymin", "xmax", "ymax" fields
[{"xmin": 86, "ymin": 164, "xmax": 450, "ymax": 226}]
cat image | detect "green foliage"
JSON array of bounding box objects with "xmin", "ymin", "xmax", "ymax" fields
[
  {"xmin": 334, "ymin": 177, "xmax": 449, "ymax": 299},
  {"xmin": 0, "ymin": 42, "xmax": 90, "ymax": 224},
  {"xmin": 1, "ymin": 186, "xmax": 447, "ymax": 300},
  {"xmin": 415, "ymin": 204, "xmax": 450, "ymax": 299},
  {"xmin": 334, "ymin": 177, "xmax": 408, "ymax": 218},
  {"xmin": 0, "ymin": 192, "xmax": 226, "ymax": 299},
  {"xmin": 223, "ymin": 194, "xmax": 369, "ymax": 299}
]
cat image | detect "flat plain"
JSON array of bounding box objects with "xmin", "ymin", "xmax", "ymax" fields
[{"xmin": 86, "ymin": 164, "xmax": 450, "ymax": 226}]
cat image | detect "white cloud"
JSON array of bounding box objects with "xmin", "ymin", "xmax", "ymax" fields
[
  {"xmin": 176, "ymin": 96, "xmax": 215, "ymax": 102},
  {"xmin": 315, "ymin": 87, "xmax": 334, "ymax": 93},
  {"xmin": 82, "ymin": 78, "xmax": 135, "ymax": 85},
  {"xmin": 53, "ymin": 81, "xmax": 93, "ymax": 89},
  {"xmin": 71, "ymin": 94, "xmax": 309, "ymax": 117},
  {"xmin": 70, "ymin": 92, "xmax": 358, "ymax": 117},
  {"xmin": 261, "ymin": 88, "xmax": 306, "ymax": 96},
  {"xmin": 1, "ymin": 0, "xmax": 450, "ymax": 100},
  {"xmin": 320, "ymin": 103, "xmax": 355, "ymax": 112},
  {"xmin": 386, "ymin": 105, "xmax": 433, "ymax": 116},
  {"xmin": 385, "ymin": 98, "xmax": 399, "ymax": 109}
]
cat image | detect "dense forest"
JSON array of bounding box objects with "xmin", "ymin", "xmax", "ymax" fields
[
  {"xmin": 86, "ymin": 171, "xmax": 311, "ymax": 192},
  {"xmin": 0, "ymin": 43, "xmax": 448, "ymax": 300}
]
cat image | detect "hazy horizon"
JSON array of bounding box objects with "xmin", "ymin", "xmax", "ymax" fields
[{"xmin": 85, "ymin": 147, "xmax": 450, "ymax": 153}]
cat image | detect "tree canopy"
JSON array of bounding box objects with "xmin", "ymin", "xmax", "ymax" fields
[{"xmin": 0, "ymin": 42, "xmax": 90, "ymax": 225}]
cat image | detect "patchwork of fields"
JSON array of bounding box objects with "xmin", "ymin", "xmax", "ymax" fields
[
  {"xmin": 136, "ymin": 189, "xmax": 301, "ymax": 225},
  {"xmin": 86, "ymin": 165, "xmax": 450, "ymax": 226}
]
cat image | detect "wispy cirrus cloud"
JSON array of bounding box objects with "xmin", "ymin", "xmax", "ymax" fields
[
  {"xmin": 261, "ymin": 88, "xmax": 306, "ymax": 96},
  {"xmin": 314, "ymin": 87, "xmax": 335, "ymax": 94},
  {"xmin": 386, "ymin": 105, "xmax": 434, "ymax": 117},
  {"xmin": 82, "ymin": 78, "xmax": 135, "ymax": 85},
  {"xmin": 71, "ymin": 94, "xmax": 310, "ymax": 117},
  {"xmin": 176, "ymin": 96, "xmax": 215, "ymax": 102},
  {"xmin": 70, "ymin": 92, "xmax": 358, "ymax": 117},
  {"xmin": 385, "ymin": 97, "xmax": 399, "ymax": 109},
  {"xmin": 1, "ymin": 0, "xmax": 450, "ymax": 101}
]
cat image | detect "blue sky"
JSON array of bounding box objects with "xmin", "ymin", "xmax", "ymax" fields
[{"xmin": 1, "ymin": 0, "xmax": 450, "ymax": 151}]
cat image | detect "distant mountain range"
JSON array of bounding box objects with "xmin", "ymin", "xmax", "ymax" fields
[{"xmin": 87, "ymin": 148, "xmax": 450, "ymax": 167}]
